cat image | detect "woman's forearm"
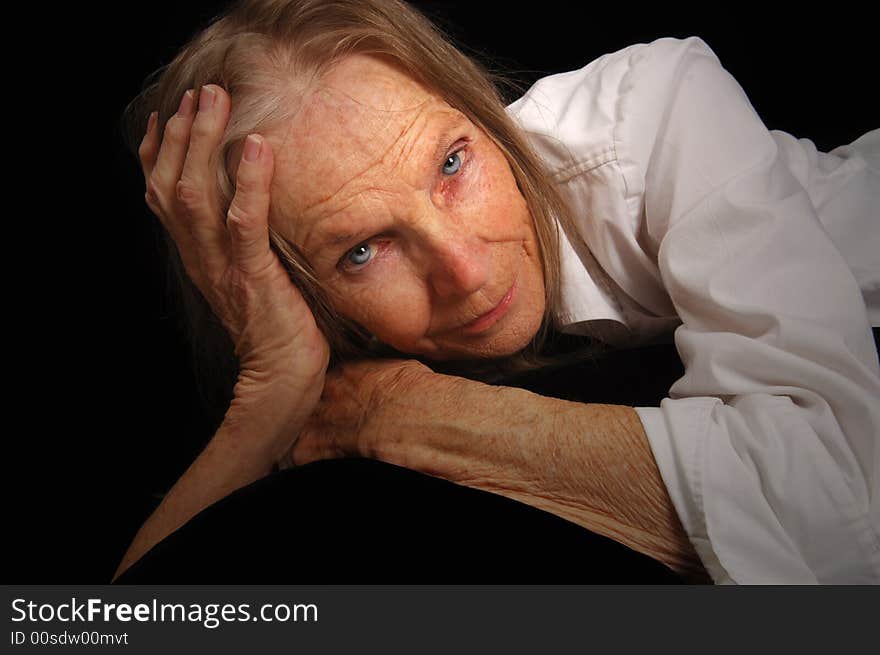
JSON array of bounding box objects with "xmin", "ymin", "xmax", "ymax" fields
[
  {"xmin": 112, "ymin": 392, "xmax": 303, "ymax": 581},
  {"xmin": 366, "ymin": 377, "xmax": 711, "ymax": 582}
]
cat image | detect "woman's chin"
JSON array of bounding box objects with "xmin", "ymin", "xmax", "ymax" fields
[
  {"xmin": 413, "ymin": 328, "xmax": 541, "ymax": 363},
  {"xmin": 382, "ymin": 301, "xmax": 546, "ymax": 362}
]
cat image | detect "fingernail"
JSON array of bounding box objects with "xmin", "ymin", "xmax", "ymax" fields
[
  {"xmin": 199, "ymin": 86, "xmax": 215, "ymax": 112},
  {"xmin": 243, "ymin": 134, "xmax": 262, "ymax": 162},
  {"xmin": 177, "ymin": 89, "xmax": 195, "ymax": 117},
  {"xmin": 146, "ymin": 111, "xmax": 157, "ymax": 133}
]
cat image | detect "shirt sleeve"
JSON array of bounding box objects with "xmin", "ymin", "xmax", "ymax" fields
[{"xmin": 619, "ymin": 38, "xmax": 880, "ymax": 583}]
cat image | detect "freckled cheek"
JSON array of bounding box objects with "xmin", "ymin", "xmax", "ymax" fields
[
  {"xmin": 331, "ymin": 267, "xmax": 433, "ymax": 346},
  {"xmin": 454, "ymin": 157, "xmax": 530, "ymax": 238}
]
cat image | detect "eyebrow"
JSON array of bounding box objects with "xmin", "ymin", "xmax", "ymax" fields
[{"xmin": 309, "ymin": 120, "xmax": 463, "ymax": 254}]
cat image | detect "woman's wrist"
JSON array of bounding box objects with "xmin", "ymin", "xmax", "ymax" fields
[{"xmin": 225, "ymin": 368, "xmax": 326, "ymax": 464}]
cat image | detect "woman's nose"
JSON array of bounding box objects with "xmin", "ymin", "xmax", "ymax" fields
[
  {"xmin": 426, "ymin": 237, "xmax": 490, "ymax": 299},
  {"xmin": 408, "ymin": 196, "xmax": 491, "ymax": 298}
]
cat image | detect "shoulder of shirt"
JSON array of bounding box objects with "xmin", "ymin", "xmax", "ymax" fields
[{"xmin": 505, "ymin": 35, "xmax": 722, "ymax": 178}]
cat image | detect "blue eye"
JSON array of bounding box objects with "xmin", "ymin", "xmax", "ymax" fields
[
  {"xmin": 345, "ymin": 243, "xmax": 373, "ymax": 267},
  {"xmin": 442, "ymin": 151, "xmax": 462, "ymax": 175}
]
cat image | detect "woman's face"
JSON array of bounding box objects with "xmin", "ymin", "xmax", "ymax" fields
[{"xmin": 267, "ymin": 54, "xmax": 546, "ymax": 360}]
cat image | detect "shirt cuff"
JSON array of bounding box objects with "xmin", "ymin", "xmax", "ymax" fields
[{"xmin": 635, "ymin": 400, "xmax": 734, "ymax": 584}]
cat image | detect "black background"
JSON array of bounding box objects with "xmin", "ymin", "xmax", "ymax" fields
[{"xmin": 9, "ymin": 2, "xmax": 876, "ymax": 582}]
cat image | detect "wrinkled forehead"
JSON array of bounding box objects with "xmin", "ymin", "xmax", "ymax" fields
[
  {"xmin": 268, "ymin": 54, "xmax": 449, "ymax": 232},
  {"xmin": 322, "ymin": 53, "xmax": 434, "ymax": 112},
  {"xmin": 302, "ymin": 55, "xmax": 436, "ymax": 135}
]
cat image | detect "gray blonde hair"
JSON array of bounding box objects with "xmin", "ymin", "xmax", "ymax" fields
[{"xmin": 123, "ymin": 0, "xmax": 591, "ymax": 421}]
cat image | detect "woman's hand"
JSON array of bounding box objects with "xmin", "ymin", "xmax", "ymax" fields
[
  {"xmin": 139, "ymin": 85, "xmax": 330, "ymax": 458},
  {"xmin": 289, "ymin": 358, "xmax": 437, "ymax": 465},
  {"xmin": 115, "ymin": 86, "xmax": 332, "ymax": 580},
  {"xmin": 290, "ymin": 361, "xmax": 709, "ymax": 582}
]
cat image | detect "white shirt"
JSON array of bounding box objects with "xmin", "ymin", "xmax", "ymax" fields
[{"xmin": 506, "ymin": 36, "xmax": 880, "ymax": 584}]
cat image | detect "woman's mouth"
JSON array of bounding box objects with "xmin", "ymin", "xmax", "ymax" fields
[{"xmin": 461, "ymin": 278, "xmax": 517, "ymax": 335}]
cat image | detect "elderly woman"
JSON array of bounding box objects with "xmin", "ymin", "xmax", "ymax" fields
[{"xmin": 115, "ymin": 0, "xmax": 879, "ymax": 583}]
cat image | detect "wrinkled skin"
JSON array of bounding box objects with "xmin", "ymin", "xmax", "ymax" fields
[
  {"xmin": 122, "ymin": 55, "xmax": 705, "ymax": 584},
  {"xmin": 266, "ymin": 54, "xmax": 547, "ymax": 361}
]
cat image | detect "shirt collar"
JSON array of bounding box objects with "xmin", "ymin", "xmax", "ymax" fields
[{"xmin": 553, "ymin": 217, "xmax": 630, "ymax": 336}]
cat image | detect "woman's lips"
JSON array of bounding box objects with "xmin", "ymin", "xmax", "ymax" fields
[{"xmin": 461, "ymin": 279, "xmax": 517, "ymax": 335}]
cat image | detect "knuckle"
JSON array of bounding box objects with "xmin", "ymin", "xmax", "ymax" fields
[
  {"xmin": 144, "ymin": 189, "xmax": 159, "ymax": 210},
  {"xmin": 145, "ymin": 174, "xmax": 162, "ymax": 202},
  {"xmin": 163, "ymin": 114, "xmax": 190, "ymax": 142},
  {"xmin": 190, "ymin": 116, "xmax": 214, "ymax": 141},
  {"xmin": 137, "ymin": 137, "xmax": 154, "ymax": 161},
  {"xmin": 233, "ymin": 173, "xmax": 258, "ymax": 196},
  {"xmin": 175, "ymin": 178, "xmax": 204, "ymax": 209},
  {"xmin": 226, "ymin": 205, "xmax": 251, "ymax": 230}
]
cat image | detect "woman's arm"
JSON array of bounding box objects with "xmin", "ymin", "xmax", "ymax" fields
[
  {"xmin": 619, "ymin": 39, "xmax": 880, "ymax": 583},
  {"xmin": 290, "ymin": 359, "xmax": 712, "ymax": 583},
  {"xmin": 503, "ymin": 36, "xmax": 879, "ymax": 583},
  {"xmin": 113, "ymin": 422, "xmax": 262, "ymax": 581},
  {"xmin": 116, "ymin": 86, "xmax": 330, "ymax": 580},
  {"xmin": 113, "ymin": 384, "xmax": 307, "ymax": 580}
]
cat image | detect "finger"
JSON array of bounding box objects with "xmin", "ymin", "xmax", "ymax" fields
[
  {"xmin": 137, "ymin": 106, "xmax": 203, "ymax": 290},
  {"xmin": 143, "ymin": 90, "xmax": 212, "ymax": 284},
  {"xmin": 226, "ymin": 134, "xmax": 276, "ymax": 275},
  {"xmin": 140, "ymin": 110, "xmax": 165, "ymax": 221},
  {"xmin": 138, "ymin": 111, "xmax": 159, "ymax": 184},
  {"xmin": 148, "ymin": 90, "xmax": 196, "ymax": 220},
  {"xmin": 176, "ymin": 85, "xmax": 233, "ymax": 279}
]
